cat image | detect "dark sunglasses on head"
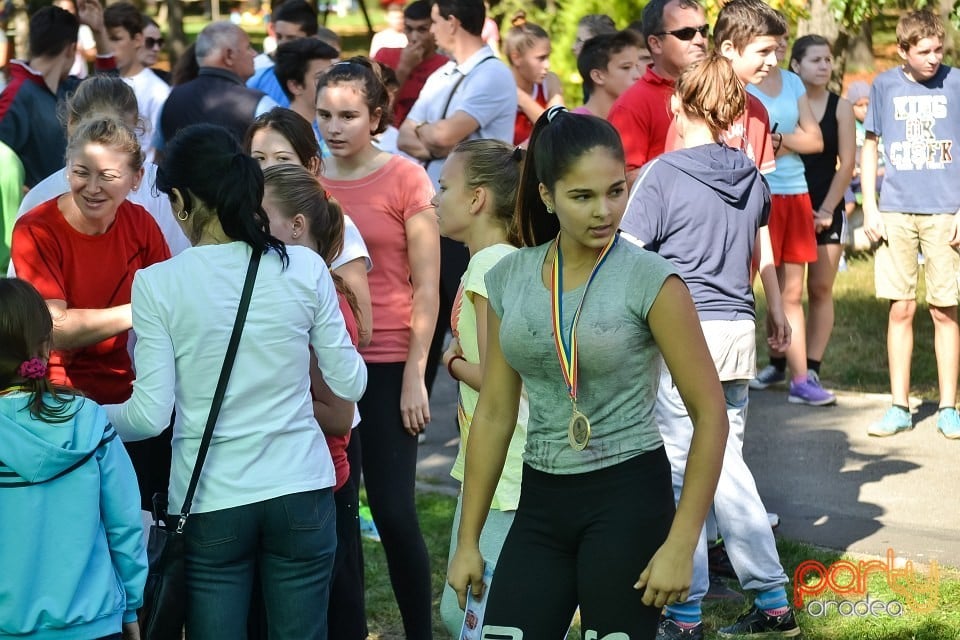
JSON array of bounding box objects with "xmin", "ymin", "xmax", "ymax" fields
[
  {"xmin": 656, "ymin": 25, "xmax": 709, "ymax": 41},
  {"xmin": 145, "ymin": 37, "xmax": 165, "ymax": 48}
]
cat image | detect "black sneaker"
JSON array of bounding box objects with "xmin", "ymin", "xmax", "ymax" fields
[
  {"xmin": 717, "ymin": 606, "xmax": 801, "ymax": 638},
  {"xmin": 708, "ymin": 542, "xmax": 737, "ymax": 579},
  {"xmin": 705, "ymin": 574, "xmax": 744, "ymax": 602},
  {"xmin": 657, "ymin": 618, "xmax": 704, "ymax": 640}
]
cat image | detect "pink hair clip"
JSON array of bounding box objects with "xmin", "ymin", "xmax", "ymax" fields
[{"xmin": 18, "ymin": 357, "xmax": 47, "ymax": 380}]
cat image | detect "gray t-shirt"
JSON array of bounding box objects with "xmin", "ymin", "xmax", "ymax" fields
[
  {"xmin": 865, "ymin": 64, "xmax": 960, "ymax": 214},
  {"xmin": 485, "ymin": 238, "xmax": 677, "ymax": 474}
]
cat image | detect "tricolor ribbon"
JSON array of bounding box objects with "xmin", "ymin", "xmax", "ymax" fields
[{"xmin": 550, "ymin": 232, "xmax": 618, "ymax": 403}]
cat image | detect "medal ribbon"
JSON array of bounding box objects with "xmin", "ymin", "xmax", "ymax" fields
[{"xmin": 550, "ymin": 232, "xmax": 618, "ymax": 403}]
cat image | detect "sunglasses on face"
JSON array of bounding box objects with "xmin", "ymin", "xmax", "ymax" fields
[
  {"xmin": 656, "ymin": 25, "xmax": 709, "ymax": 41},
  {"xmin": 145, "ymin": 37, "xmax": 165, "ymax": 49}
]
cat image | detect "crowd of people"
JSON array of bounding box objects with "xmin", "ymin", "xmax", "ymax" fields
[{"xmin": 0, "ymin": 0, "xmax": 957, "ymax": 638}]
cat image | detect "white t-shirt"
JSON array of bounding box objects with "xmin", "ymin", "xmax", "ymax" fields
[
  {"xmin": 334, "ymin": 215, "xmax": 372, "ymax": 272},
  {"xmin": 8, "ymin": 163, "xmax": 190, "ymax": 277},
  {"xmin": 406, "ymin": 45, "xmax": 517, "ymax": 188},
  {"xmin": 123, "ymin": 68, "xmax": 171, "ymax": 163},
  {"xmin": 105, "ymin": 242, "xmax": 367, "ymax": 513}
]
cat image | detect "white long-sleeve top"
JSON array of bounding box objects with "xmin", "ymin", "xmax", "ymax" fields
[{"xmin": 105, "ymin": 242, "xmax": 367, "ymax": 514}]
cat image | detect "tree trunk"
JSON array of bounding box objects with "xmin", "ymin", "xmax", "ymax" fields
[
  {"xmin": 165, "ymin": 0, "xmax": 187, "ymax": 65},
  {"xmin": 795, "ymin": 0, "xmax": 839, "ymax": 41}
]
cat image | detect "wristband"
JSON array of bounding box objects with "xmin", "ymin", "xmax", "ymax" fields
[{"xmin": 446, "ymin": 355, "xmax": 466, "ymax": 381}]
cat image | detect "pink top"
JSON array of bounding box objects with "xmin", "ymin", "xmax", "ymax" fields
[{"xmin": 320, "ymin": 156, "xmax": 434, "ymax": 362}]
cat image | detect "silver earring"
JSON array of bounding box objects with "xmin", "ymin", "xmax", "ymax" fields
[
  {"xmin": 546, "ymin": 204, "xmax": 554, "ymax": 214},
  {"xmin": 292, "ymin": 231, "xmax": 299, "ymax": 239},
  {"xmin": 176, "ymin": 209, "xmax": 189, "ymax": 221}
]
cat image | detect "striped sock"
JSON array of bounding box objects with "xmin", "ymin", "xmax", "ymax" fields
[
  {"xmin": 665, "ymin": 600, "xmax": 702, "ymax": 625},
  {"xmin": 755, "ymin": 586, "xmax": 789, "ymax": 613}
]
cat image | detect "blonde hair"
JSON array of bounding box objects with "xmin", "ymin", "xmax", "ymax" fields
[
  {"xmin": 450, "ymin": 139, "xmax": 522, "ymax": 247},
  {"xmin": 66, "ymin": 116, "xmax": 144, "ymax": 172},
  {"xmin": 503, "ymin": 11, "xmax": 549, "ymax": 66},
  {"xmin": 675, "ymin": 54, "xmax": 746, "ymax": 135}
]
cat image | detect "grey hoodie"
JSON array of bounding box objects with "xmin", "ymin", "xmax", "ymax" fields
[{"xmin": 621, "ymin": 143, "xmax": 771, "ymax": 321}]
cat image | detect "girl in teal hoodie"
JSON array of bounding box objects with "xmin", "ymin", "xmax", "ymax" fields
[{"xmin": 0, "ymin": 278, "xmax": 146, "ymax": 640}]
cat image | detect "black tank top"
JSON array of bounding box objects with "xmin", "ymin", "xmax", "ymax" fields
[{"xmin": 801, "ymin": 92, "xmax": 841, "ymax": 213}]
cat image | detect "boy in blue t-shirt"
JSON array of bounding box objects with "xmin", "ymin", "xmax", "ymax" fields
[{"xmin": 861, "ymin": 9, "xmax": 960, "ymax": 439}]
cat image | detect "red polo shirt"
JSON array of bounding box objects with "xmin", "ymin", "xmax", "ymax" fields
[
  {"xmin": 374, "ymin": 47, "xmax": 449, "ymax": 126},
  {"xmin": 608, "ymin": 65, "xmax": 676, "ymax": 174}
]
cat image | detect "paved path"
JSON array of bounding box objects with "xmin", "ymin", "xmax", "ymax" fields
[{"xmin": 418, "ymin": 369, "xmax": 960, "ymax": 568}]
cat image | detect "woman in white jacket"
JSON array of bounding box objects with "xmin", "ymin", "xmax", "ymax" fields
[{"xmin": 105, "ymin": 123, "xmax": 367, "ymax": 640}]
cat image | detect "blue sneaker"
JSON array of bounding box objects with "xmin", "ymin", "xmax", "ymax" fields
[
  {"xmin": 750, "ymin": 365, "xmax": 786, "ymax": 390},
  {"xmin": 937, "ymin": 407, "xmax": 960, "ymax": 439},
  {"xmin": 788, "ymin": 373, "xmax": 836, "ymax": 406},
  {"xmin": 867, "ymin": 406, "xmax": 913, "ymax": 437}
]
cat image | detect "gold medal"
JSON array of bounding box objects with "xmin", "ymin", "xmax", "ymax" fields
[
  {"xmin": 568, "ymin": 407, "xmax": 591, "ymax": 451},
  {"xmin": 551, "ymin": 233, "xmax": 617, "ymax": 453}
]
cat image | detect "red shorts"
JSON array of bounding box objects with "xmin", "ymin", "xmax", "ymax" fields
[{"xmin": 768, "ymin": 193, "xmax": 817, "ymax": 265}]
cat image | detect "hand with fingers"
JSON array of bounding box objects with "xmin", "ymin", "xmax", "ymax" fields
[
  {"xmin": 400, "ymin": 368, "xmax": 430, "ymax": 436},
  {"xmin": 448, "ymin": 543, "xmax": 486, "ymax": 611},
  {"xmin": 76, "ymin": 0, "xmax": 104, "ymax": 31},
  {"xmin": 634, "ymin": 539, "xmax": 694, "ymax": 608}
]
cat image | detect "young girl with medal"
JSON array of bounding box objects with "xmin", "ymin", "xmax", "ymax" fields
[{"xmin": 446, "ymin": 107, "xmax": 730, "ymax": 638}]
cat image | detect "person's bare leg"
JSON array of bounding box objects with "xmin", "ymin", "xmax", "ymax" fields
[
  {"xmin": 930, "ymin": 304, "xmax": 959, "ymax": 408},
  {"xmin": 887, "ymin": 299, "xmax": 916, "ymax": 407},
  {"xmin": 806, "ymin": 244, "xmax": 844, "ymax": 362},
  {"xmin": 781, "ymin": 262, "xmax": 808, "ymax": 381}
]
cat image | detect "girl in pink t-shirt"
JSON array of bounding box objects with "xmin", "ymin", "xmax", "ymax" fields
[{"xmin": 316, "ymin": 57, "xmax": 440, "ymax": 639}]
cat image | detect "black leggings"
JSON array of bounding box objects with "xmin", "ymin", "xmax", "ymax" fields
[
  {"xmin": 483, "ymin": 450, "xmax": 675, "ymax": 639},
  {"xmin": 327, "ymin": 455, "xmax": 367, "ymax": 640},
  {"xmin": 357, "ymin": 362, "xmax": 432, "ymax": 639}
]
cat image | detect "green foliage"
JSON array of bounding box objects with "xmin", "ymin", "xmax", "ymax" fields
[{"xmin": 491, "ymin": 0, "xmax": 645, "ymax": 105}]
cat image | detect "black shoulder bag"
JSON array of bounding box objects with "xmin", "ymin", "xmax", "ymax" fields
[{"xmin": 140, "ymin": 249, "xmax": 261, "ymax": 640}]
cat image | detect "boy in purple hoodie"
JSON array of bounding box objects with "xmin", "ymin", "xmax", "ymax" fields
[{"xmin": 620, "ymin": 55, "xmax": 798, "ymax": 640}]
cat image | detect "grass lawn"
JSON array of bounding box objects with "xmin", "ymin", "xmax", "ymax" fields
[
  {"xmin": 364, "ymin": 492, "xmax": 960, "ymax": 639},
  {"xmin": 754, "ymin": 250, "xmax": 940, "ymax": 401}
]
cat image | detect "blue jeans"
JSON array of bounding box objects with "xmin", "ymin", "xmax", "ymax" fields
[
  {"xmin": 184, "ymin": 489, "xmax": 337, "ymax": 640},
  {"xmin": 656, "ymin": 367, "xmax": 788, "ymax": 610}
]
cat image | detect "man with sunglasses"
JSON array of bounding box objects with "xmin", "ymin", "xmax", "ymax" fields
[
  {"xmin": 608, "ymin": 0, "xmax": 708, "ymax": 186},
  {"xmin": 104, "ymin": 2, "xmax": 169, "ymax": 162}
]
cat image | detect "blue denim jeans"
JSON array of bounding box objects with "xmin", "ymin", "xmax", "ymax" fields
[
  {"xmin": 184, "ymin": 489, "xmax": 337, "ymax": 640},
  {"xmin": 656, "ymin": 367, "xmax": 788, "ymax": 611}
]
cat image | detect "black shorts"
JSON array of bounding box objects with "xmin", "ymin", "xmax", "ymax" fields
[{"xmin": 816, "ymin": 205, "xmax": 844, "ymax": 246}]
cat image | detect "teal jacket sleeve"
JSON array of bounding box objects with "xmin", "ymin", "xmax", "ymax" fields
[{"xmin": 98, "ymin": 423, "xmax": 149, "ymax": 622}]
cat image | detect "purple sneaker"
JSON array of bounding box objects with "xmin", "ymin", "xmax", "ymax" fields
[{"xmin": 788, "ymin": 373, "xmax": 836, "ymax": 406}]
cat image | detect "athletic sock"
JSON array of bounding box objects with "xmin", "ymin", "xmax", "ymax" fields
[
  {"xmin": 664, "ymin": 600, "xmax": 702, "ymax": 625},
  {"xmin": 755, "ymin": 586, "xmax": 789, "ymax": 614},
  {"xmin": 807, "ymin": 358, "xmax": 821, "ymax": 374},
  {"xmin": 770, "ymin": 356, "xmax": 787, "ymax": 373}
]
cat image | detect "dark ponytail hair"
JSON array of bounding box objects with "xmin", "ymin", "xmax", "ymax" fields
[
  {"xmin": 156, "ymin": 123, "xmax": 288, "ymax": 266},
  {"xmin": 0, "ymin": 279, "xmax": 79, "ymax": 422},
  {"xmin": 516, "ymin": 107, "xmax": 624, "ymax": 246}
]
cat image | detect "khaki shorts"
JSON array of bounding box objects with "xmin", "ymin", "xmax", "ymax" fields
[{"xmin": 875, "ymin": 212, "xmax": 960, "ymax": 307}]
